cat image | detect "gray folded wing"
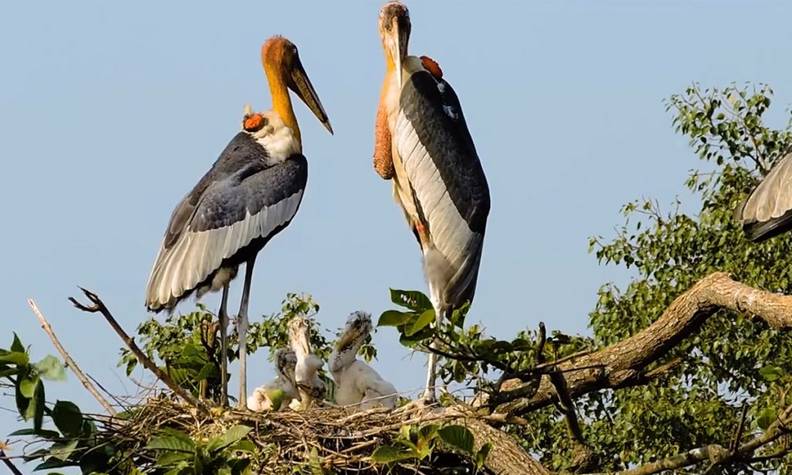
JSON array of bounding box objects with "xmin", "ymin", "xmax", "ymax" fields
[
  {"xmin": 145, "ymin": 133, "xmax": 308, "ymax": 310},
  {"xmin": 739, "ymin": 152, "xmax": 792, "ymax": 242}
]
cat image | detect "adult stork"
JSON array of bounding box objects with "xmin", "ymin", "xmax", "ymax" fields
[
  {"xmin": 737, "ymin": 151, "xmax": 792, "ymax": 241},
  {"xmin": 145, "ymin": 36, "xmax": 332, "ymax": 407},
  {"xmin": 374, "ymin": 2, "xmax": 490, "ymax": 401}
]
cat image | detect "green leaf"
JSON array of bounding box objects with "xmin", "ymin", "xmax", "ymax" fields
[
  {"xmin": 8, "ymin": 428, "xmax": 60, "ymax": 438},
  {"xmin": 389, "ymin": 289, "xmax": 433, "ymax": 312},
  {"xmin": 759, "ymin": 366, "xmax": 783, "ymax": 382},
  {"xmin": 757, "ymin": 407, "xmax": 776, "ymax": 430},
  {"xmin": 370, "ymin": 445, "xmax": 416, "ymax": 464},
  {"xmin": 228, "ymin": 439, "xmax": 256, "ymax": 453},
  {"xmin": 377, "ymin": 310, "xmax": 414, "ymax": 327},
  {"xmin": 52, "ymin": 400, "xmax": 83, "ymax": 437},
  {"xmin": 147, "ymin": 429, "xmax": 196, "ymax": 453},
  {"xmin": 49, "ymin": 439, "xmax": 80, "ymax": 461},
  {"xmin": 438, "ymin": 425, "xmax": 475, "ymax": 454},
  {"xmin": 11, "ymin": 333, "xmax": 25, "ymax": 353},
  {"xmin": 35, "ymin": 355, "xmax": 66, "ymax": 381},
  {"xmin": 29, "ymin": 380, "xmax": 45, "ymax": 431},
  {"xmin": 475, "ymin": 442, "xmax": 492, "ymax": 469},
  {"xmin": 155, "ymin": 451, "xmax": 193, "ymax": 467},
  {"xmin": 196, "ymin": 362, "xmax": 218, "ymax": 381},
  {"xmin": 0, "ymin": 350, "xmax": 29, "ymax": 366},
  {"xmin": 208, "ymin": 425, "xmax": 251, "ymax": 453},
  {"xmin": 406, "ymin": 309, "xmax": 435, "ymax": 337},
  {"xmin": 264, "ymin": 388, "xmax": 287, "ymax": 411},
  {"xmin": 19, "ymin": 375, "xmax": 40, "ymax": 398}
]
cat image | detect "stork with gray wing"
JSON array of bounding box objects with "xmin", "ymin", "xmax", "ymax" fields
[
  {"xmin": 374, "ymin": 2, "xmax": 491, "ymax": 402},
  {"xmin": 737, "ymin": 152, "xmax": 792, "ymax": 242},
  {"xmin": 145, "ymin": 36, "xmax": 332, "ymax": 407}
]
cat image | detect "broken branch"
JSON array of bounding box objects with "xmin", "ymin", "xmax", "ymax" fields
[{"xmin": 68, "ymin": 287, "xmax": 209, "ymax": 414}]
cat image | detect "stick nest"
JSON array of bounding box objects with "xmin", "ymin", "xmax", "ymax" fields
[{"xmin": 98, "ymin": 394, "xmax": 488, "ymax": 474}]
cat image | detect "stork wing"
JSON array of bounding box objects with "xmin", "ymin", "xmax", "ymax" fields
[
  {"xmin": 146, "ymin": 132, "xmax": 307, "ymax": 310},
  {"xmin": 394, "ymin": 70, "xmax": 490, "ymax": 307},
  {"xmin": 739, "ymin": 152, "xmax": 792, "ymax": 242}
]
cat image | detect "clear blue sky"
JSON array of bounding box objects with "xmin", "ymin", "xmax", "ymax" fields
[{"xmin": 2, "ymin": 0, "xmax": 792, "ymax": 463}]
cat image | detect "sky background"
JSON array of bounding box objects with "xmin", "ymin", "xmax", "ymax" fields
[{"xmin": 2, "ymin": 1, "xmax": 792, "ymax": 469}]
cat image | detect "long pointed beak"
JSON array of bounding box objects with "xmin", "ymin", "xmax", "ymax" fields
[
  {"xmin": 288, "ymin": 58, "xmax": 333, "ymax": 135},
  {"xmin": 391, "ymin": 18, "xmax": 408, "ymax": 88}
]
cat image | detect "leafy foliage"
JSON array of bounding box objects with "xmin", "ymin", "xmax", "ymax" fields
[
  {"xmin": 371, "ymin": 422, "xmax": 490, "ymax": 471},
  {"xmin": 146, "ymin": 425, "xmax": 256, "ymax": 474},
  {"xmin": 521, "ymin": 84, "xmax": 792, "ymax": 472},
  {"xmin": 119, "ymin": 293, "xmax": 354, "ymax": 404}
]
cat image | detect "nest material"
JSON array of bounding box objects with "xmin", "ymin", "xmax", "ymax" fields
[{"xmin": 101, "ymin": 395, "xmax": 487, "ymax": 474}]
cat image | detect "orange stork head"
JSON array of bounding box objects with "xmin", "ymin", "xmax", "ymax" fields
[
  {"xmin": 261, "ymin": 36, "xmax": 333, "ymax": 137},
  {"xmin": 378, "ymin": 2, "xmax": 411, "ymax": 87}
]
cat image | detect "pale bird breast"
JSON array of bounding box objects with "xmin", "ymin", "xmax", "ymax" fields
[{"xmin": 248, "ymin": 111, "xmax": 301, "ymax": 163}]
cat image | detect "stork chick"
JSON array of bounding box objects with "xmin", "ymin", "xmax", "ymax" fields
[
  {"xmin": 330, "ymin": 311, "xmax": 398, "ymax": 410},
  {"xmin": 247, "ymin": 348, "xmax": 299, "ymax": 412},
  {"xmin": 288, "ymin": 316, "xmax": 325, "ymax": 409}
]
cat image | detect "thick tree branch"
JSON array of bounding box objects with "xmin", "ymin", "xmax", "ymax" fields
[
  {"xmin": 68, "ymin": 288, "xmax": 209, "ymax": 414},
  {"xmin": 27, "ymin": 298, "xmax": 117, "ymax": 416},
  {"xmin": 442, "ymin": 407, "xmax": 550, "ymax": 475},
  {"xmin": 501, "ymin": 272, "xmax": 792, "ymax": 415}
]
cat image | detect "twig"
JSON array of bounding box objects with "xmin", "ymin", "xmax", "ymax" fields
[
  {"xmin": 27, "ymin": 298, "xmax": 117, "ymax": 416},
  {"xmin": 68, "ymin": 287, "xmax": 209, "ymax": 414},
  {"xmin": 0, "ymin": 449, "xmax": 23, "ymax": 475},
  {"xmin": 730, "ymin": 404, "xmax": 749, "ymax": 453}
]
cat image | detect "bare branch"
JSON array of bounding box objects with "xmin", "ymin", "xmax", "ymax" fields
[
  {"xmin": 68, "ymin": 288, "xmax": 209, "ymax": 414},
  {"xmin": 27, "ymin": 298, "xmax": 117, "ymax": 416}
]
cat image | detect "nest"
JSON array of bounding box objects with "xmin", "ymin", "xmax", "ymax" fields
[{"xmin": 99, "ymin": 395, "xmax": 489, "ymax": 474}]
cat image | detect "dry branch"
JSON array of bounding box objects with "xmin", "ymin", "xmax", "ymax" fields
[
  {"xmin": 68, "ymin": 287, "xmax": 209, "ymax": 414},
  {"xmin": 501, "ymin": 272, "xmax": 792, "ymax": 415},
  {"xmin": 27, "ymin": 298, "xmax": 117, "ymax": 416}
]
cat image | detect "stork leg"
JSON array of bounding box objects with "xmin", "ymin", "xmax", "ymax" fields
[
  {"xmin": 218, "ymin": 284, "xmax": 230, "ymax": 407},
  {"xmin": 236, "ymin": 257, "xmax": 256, "ymax": 408},
  {"xmin": 421, "ymin": 305, "xmax": 447, "ymax": 403}
]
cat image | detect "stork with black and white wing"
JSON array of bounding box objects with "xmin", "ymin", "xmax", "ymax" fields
[
  {"xmin": 737, "ymin": 151, "xmax": 792, "ymax": 242},
  {"xmin": 374, "ymin": 2, "xmax": 491, "ymax": 402},
  {"xmin": 145, "ymin": 36, "xmax": 332, "ymax": 407}
]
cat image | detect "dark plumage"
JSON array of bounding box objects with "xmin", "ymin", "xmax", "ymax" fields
[{"xmin": 146, "ymin": 132, "xmax": 307, "ymax": 311}]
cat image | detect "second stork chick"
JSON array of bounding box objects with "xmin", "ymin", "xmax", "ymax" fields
[
  {"xmin": 330, "ymin": 311, "xmax": 398, "ymax": 410},
  {"xmin": 288, "ymin": 316, "xmax": 326, "ymax": 409}
]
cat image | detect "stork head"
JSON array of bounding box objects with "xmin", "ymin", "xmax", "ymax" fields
[
  {"xmin": 261, "ymin": 36, "xmax": 333, "ymax": 134},
  {"xmin": 336, "ymin": 311, "xmax": 373, "ymax": 351},
  {"xmin": 274, "ymin": 348, "xmax": 297, "ymax": 382},
  {"xmin": 378, "ymin": 1, "xmax": 411, "ymax": 87},
  {"xmin": 287, "ymin": 316, "xmax": 313, "ymax": 356}
]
